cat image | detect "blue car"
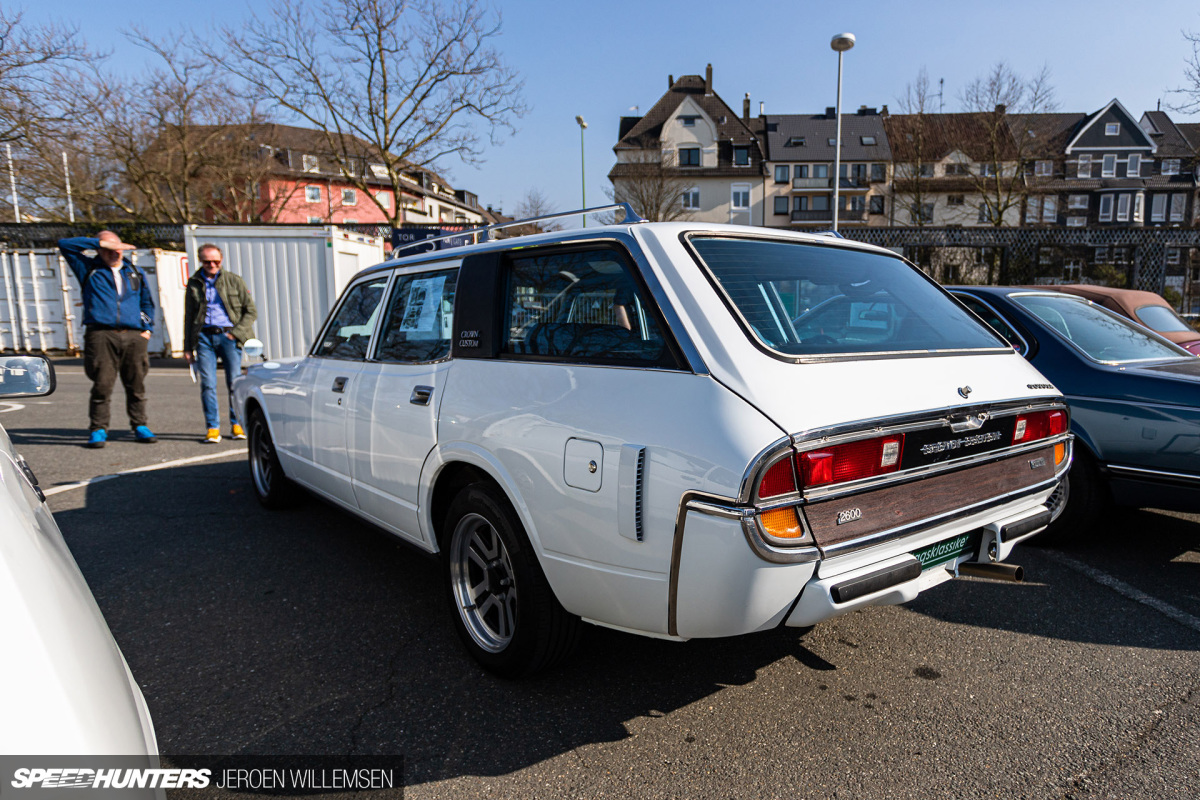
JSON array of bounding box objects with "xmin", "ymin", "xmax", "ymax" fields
[{"xmin": 950, "ymin": 286, "xmax": 1200, "ymax": 543}]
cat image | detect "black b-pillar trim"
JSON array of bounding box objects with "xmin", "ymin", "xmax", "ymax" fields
[{"xmin": 451, "ymin": 251, "xmax": 505, "ymax": 359}]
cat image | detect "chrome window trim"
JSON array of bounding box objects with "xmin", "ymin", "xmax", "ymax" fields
[
  {"xmin": 308, "ymin": 271, "xmax": 398, "ymax": 361},
  {"xmin": 367, "ymin": 264, "xmax": 460, "ymax": 366},
  {"xmin": 1106, "ymin": 464, "xmax": 1200, "ymax": 486},
  {"xmin": 950, "ymin": 291, "xmax": 1031, "ymax": 356}
]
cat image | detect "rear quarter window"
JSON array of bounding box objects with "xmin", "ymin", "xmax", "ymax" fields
[{"xmin": 687, "ymin": 236, "xmax": 1006, "ymax": 358}]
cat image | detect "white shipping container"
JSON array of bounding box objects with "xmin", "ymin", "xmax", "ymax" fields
[
  {"xmin": 184, "ymin": 225, "xmax": 385, "ymax": 360},
  {"xmin": 0, "ymin": 247, "xmax": 186, "ymax": 356}
]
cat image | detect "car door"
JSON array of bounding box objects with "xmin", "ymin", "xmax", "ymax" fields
[
  {"xmin": 347, "ymin": 264, "xmax": 458, "ymax": 546},
  {"xmin": 304, "ymin": 273, "xmax": 391, "ymax": 507}
]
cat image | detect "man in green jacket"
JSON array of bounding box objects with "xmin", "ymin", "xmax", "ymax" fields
[{"xmin": 183, "ymin": 244, "xmax": 257, "ymax": 443}]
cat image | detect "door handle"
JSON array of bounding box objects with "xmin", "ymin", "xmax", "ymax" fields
[
  {"xmin": 410, "ymin": 385, "xmax": 434, "ymax": 406},
  {"xmin": 332, "ymin": 376, "xmax": 348, "ymax": 393}
]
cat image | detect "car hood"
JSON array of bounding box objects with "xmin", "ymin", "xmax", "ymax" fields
[
  {"xmin": 711, "ymin": 350, "xmax": 1061, "ymax": 436},
  {"xmin": 0, "ymin": 449, "xmax": 157, "ymax": 755}
]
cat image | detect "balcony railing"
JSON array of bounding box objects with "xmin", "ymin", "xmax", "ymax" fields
[
  {"xmin": 791, "ymin": 209, "xmax": 865, "ymax": 223},
  {"xmin": 793, "ymin": 177, "xmax": 832, "ymax": 190},
  {"xmin": 791, "ymin": 177, "xmax": 872, "ymax": 191}
]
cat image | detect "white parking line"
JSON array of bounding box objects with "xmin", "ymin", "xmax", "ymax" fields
[
  {"xmin": 1044, "ymin": 550, "xmax": 1200, "ymax": 635},
  {"xmin": 44, "ymin": 449, "xmax": 248, "ymax": 497},
  {"xmin": 53, "ymin": 368, "xmax": 195, "ymax": 377},
  {"xmin": 0, "ymin": 402, "xmax": 25, "ymax": 413}
]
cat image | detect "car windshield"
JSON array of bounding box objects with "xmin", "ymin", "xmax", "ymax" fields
[
  {"xmin": 1013, "ymin": 294, "xmax": 1188, "ymax": 363},
  {"xmin": 1135, "ymin": 304, "xmax": 1195, "ymax": 334},
  {"xmin": 688, "ymin": 236, "xmax": 1006, "ymax": 357}
]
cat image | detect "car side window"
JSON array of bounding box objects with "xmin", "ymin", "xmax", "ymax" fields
[
  {"xmin": 502, "ymin": 248, "xmax": 674, "ymax": 367},
  {"xmin": 955, "ymin": 294, "xmax": 1027, "ymax": 355},
  {"xmin": 374, "ymin": 268, "xmax": 458, "ymax": 363},
  {"xmin": 313, "ymin": 277, "xmax": 389, "ymax": 359}
]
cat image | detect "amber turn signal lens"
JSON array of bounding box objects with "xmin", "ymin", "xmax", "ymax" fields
[
  {"xmin": 760, "ymin": 507, "xmax": 805, "ymax": 540},
  {"xmin": 1054, "ymin": 442, "xmax": 1066, "ymax": 466}
]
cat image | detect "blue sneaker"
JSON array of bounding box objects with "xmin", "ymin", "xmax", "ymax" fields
[
  {"xmin": 87, "ymin": 429, "xmax": 107, "ymax": 449},
  {"xmin": 134, "ymin": 425, "xmax": 157, "ymax": 443}
]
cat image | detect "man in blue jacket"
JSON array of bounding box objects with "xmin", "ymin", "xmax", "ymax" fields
[{"xmin": 57, "ymin": 231, "xmax": 158, "ymax": 448}]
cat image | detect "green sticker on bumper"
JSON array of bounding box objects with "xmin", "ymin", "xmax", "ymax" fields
[{"xmin": 913, "ymin": 531, "xmax": 979, "ymax": 569}]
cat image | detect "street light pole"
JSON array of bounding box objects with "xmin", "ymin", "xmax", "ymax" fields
[
  {"xmin": 830, "ymin": 32, "xmax": 855, "ymax": 232},
  {"xmin": 576, "ymin": 115, "xmax": 588, "ymax": 227}
]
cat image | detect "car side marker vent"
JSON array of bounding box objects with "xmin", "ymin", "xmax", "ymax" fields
[{"xmin": 619, "ymin": 444, "xmax": 648, "ymax": 542}]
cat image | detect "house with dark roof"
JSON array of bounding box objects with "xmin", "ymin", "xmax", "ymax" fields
[
  {"xmin": 197, "ymin": 123, "xmax": 488, "ymax": 226},
  {"xmin": 609, "ymin": 65, "xmax": 766, "ymax": 224},
  {"xmin": 762, "ymin": 107, "xmax": 891, "ymax": 228}
]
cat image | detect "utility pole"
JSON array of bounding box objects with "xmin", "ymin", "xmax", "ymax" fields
[
  {"xmin": 62, "ymin": 151, "xmax": 75, "ymax": 223},
  {"xmin": 6, "ymin": 144, "xmax": 20, "ymax": 223}
]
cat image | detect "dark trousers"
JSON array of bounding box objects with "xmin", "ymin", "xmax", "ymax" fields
[{"xmin": 83, "ymin": 328, "xmax": 149, "ymax": 431}]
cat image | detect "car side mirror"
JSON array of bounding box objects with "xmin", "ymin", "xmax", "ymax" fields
[
  {"xmin": 0, "ymin": 356, "xmax": 55, "ymax": 397},
  {"xmin": 243, "ymin": 339, "xmax": 265, "ymax": 361}
]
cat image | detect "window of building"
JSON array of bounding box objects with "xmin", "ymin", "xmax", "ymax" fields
[
  {"xmin": 1114, "ymin": 246, "xmax": 1129, "ymax": 264},
  {"xmin": 813, "ymin": 164, "xmax": 829, "ymax": 179},
  {"xmin": 911, "ymin": 203, "xmax": 934, "ymax": 224},
  {"xmin": 1068, "ymin": 194, "xmax": 1088, "ymax": 210},
  {"xmin": 1042, "ymin": 195, "xmax": 1058, "ymax": 222},
  {"xmin": 305, "ymin": 185, "xmax": 321, "ymax": 202},
  {"xmin": 795, "ymin": 165, "xmax": 809, "ymax": 179},
  {"xmin": 679, "ymin": 147, "xmax": 700, "ymax": 166},
  {"xmin": 308, "ymin": 215, "xmax": 323, "ymax": 224},
  {"xmin": 773, "ymin": 196, "xmax": 789, "ymax": 215},
  {"xmin": 1163, "ymin": 158, "xmax": 1181, "ymax": 175},
  {"xmin": 1133, "ymin": 193, "xmax": 1144, "ymax": 223},
  {"xmin": 1151, "ymin": 194, "xmax": 1167, "ymax": 221},
  {"xmin": 1171, "ymin": 193, "xmax": 1186, "ymax": 221},
  {"xmin": 343, "ymin": 218, "xmax": 357, "ymax": 224},
  {"xmin": 870, "ymin": 163, "xmax": 886, "ymax": 181},
  {"xmin": 731, "ymin": 185, "xmax": 750, "ymax": 210},
  {"xmin": 681, "ymin": 188, "xmax": 700, "ymax": 210},
  {"xmin": 794, "ymin": 196, "xmax": 808, "ymax": 212},
  {"xmin": 342, "ymin": 188, "xmax": 357, "ymax": 205},
  {"xmin": 733, "ymin": 146, "xmax": 750, "ymax": 166},
  {"xmin": 1077, "ymin": 155, "xmax": 1092, "ymax": 179},
  {"xmin": 1102, "ymin": 154, "xmax": 1116, "ymax": 177},
  {"xmin": 1095, "ymin": 246, "xmax": 1110, "ymax": 262},
  {"xmin": 1167, "ymin": 247, "xmax": 1182, "ymax": 265},
  {"xmin": 1099, "ymin": 194, "xmax": 1114, "ymax": 222},
  {"xmin": 978, "ymin": 204, "xmax": 995, "ymax": 223},
  {"xmin": 860, "ymin": 135, "xmax": 876, "ymax": 145},
  {"xmin": 375, "ymin": 191, "xmax": 390, "ymax": 209},
  {"xmin": 811, "ymin": 195, "xmax": 830, "ymax": 211},
  {"xmin": 1025, "ymin": 197, "xmax": 1041, "ymax": 223},
  {"xmin": 679, "ymin": 116, "xmax": 698, "ymax": 127},
  {"xmin": 774, "ymin": 164, "xmax": 790, "ymax": 183},
  {"xmin": 1127, "ymin": 154, "xmax": 1141, "ymax": 177},
  {"xmin": 302, "ymin": 154, "xmax": 319, "ymax": 172},
  {"xmin": 919, "ymin": 163, "xmax": 934, "ymax": 178},
  {"xmin": 947, "ymin": 195, "xmax": 965, "ymax": 205},
  {"xmin": 979, "ymin": 163, "xmax": 997, "ymax": 177},
  {"xmin": 869, "ymin": 195, "xmax": 885, "ymax": 214},
  {"xmin": 1067, "ymin": 216, "xmax": 1086, "ymax": 227},
  {"xmin": 849, "ymin": 195, "xmax": 866, "ymax": 212},
  {"xmin": 1116, "ymin": 194, "xmax": 1131, "ymax": 221},
  {"xmin": 1105, "ymin": 122, "xmax": 1120, "ymax": 135},
  {"xmin": 944, "ymin": 163, "xmax": 969, "ymax": 176},
  {"xmin": 1034, "ymin": 160, "xmax": 1053, "ymax": 176},
  {"xmin": 786, "ymin": 137, "xmax": 806, "ymax": 147}
]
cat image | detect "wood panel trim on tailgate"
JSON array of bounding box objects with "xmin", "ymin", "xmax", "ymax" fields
[{"xmin": 802, "ymin": 444, "xmax": 1057, "ymax": 547}]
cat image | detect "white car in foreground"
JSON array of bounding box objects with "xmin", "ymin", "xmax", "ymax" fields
[
  {"xmin": 0, "ymin": 357, "xmax": 158, "ymax": 755},
  {"xmin": 235, "ymin": 211, "xmax": 1071, "ymax": 677}
]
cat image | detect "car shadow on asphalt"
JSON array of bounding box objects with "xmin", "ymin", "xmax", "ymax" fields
[
  {"xmin": 8, "ymin": 427, "xmax": 232, "ymax": 447},
  {"xmin": 49, "ymin": 460, "xmax": 1200, "ymax": 787}
]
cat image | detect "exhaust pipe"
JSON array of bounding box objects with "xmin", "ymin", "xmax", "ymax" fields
[{"xmin": 959, "ymin": 562, "xmax": 1024, "ymax": 582}]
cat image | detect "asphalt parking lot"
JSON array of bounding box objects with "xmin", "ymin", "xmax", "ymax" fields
[{"xmin": 8, "ymin": 362, "xmax": 1200, "ymax": 799}]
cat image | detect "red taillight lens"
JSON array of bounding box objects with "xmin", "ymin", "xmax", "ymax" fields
[
  {"xmin": 758, "ymin": 458, "xmax": 798, "ymax": 498},
  {"xmin": 1013, "ymin": 409, "xmax": 1067, "ymax": 444},
  {"xmin": 798, "ymin": 434, "xmax": 904, "ymax": 489}
]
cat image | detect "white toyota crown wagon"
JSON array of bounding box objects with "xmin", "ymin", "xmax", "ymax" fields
[{"xmin": 234, "ymin": 210, "xmax": 1071, "ymax": 677}]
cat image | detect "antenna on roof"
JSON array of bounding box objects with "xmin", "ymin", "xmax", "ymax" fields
[{"xmin": 938, "ymin": 78, "xmax": 945, "ymax": 113}]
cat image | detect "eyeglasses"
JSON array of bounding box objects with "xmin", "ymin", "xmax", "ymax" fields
[{"xmin": 201, "ymin": 260, "xmax": 222, "ymax": 265}]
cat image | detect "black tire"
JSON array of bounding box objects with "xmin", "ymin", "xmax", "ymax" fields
[
  {"xmin": 1034, "ymin": 447, "xmax": 1106, "ymax": 546},
  {"xmin": 248, "ymin": 409, "xmax": 301, "ymax": 510},
  {"xmin": 442, "ymin": 483, "xmax": 581, "ymax": 677}
]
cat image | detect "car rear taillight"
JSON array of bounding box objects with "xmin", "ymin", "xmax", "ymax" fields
[
  {"xmin": 1013, "ymin": 409, "xmax": 1067, "ymax": 444},
  {"xmin": 758, "ymin": 458, "xmax": 798, "ymax": 499},
  {"xmin": 798, "ymin": 434, "xmax": 904, "ymax": 489}
]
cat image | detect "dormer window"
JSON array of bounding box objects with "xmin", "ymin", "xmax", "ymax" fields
[
  {"xmin": 1105, "ymin": 122, "xmax": 1120, "ymax": 136},
  {"xmin": 679, "ymin": 147, "xmax": 700, "ymax": 167},
  {"xmin": 679, "ymin": 115, "xmax": 699, "ymax": 127},
  {"xmin": 827, "ymin": 138, "xmax": 837, "ymax": 147},
  {"xmin": 860, "ymin": 135, "xmax": 876, "ymax": 146},
  {"xmin": 302, "ymin": 154, "xmax": 319, "ymax": 172},
  {"xmin": 732, "ymin": 145, "xmax": 750, "ymax": 166},
  {"xmin": 785, "ymin": 137, "xmax": 805, "ymax": 147},
  {"xmin": 1163, "ymin": 158, "xmax": 1181, "ymax": 175}
]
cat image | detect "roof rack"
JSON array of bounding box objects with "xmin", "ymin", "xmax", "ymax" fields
[{"xmin": 391, "ymin": 203, "xmax": 646, "ymax": 255}]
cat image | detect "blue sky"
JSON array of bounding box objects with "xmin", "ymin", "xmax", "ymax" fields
[{"xmin": 33, "ymin": 0, "xmax": 1200, "ymax": 224}]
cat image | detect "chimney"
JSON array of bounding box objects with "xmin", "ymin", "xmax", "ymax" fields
[
  {"xmin": 826, "ymin": 106, "xmax": 836, "ymax": 119},
  {"xmin": 759, "ymin": 101, "xmax": 765, "ymax": 115},
  {"xmin": 705, "ymin": 63, "xmax": 713, "ymax": 95},
  {"xmin": 881, "ymin": 104, "xmax": 889, "ymax": 116},
  {"xmin": 743, "ymin": 93, "xmax": 750, "ymax": 121},
  {"xmin": 668, "ymin": 74, "xmax": 674, "ymax": 89},
  {"xmin": 995, "ymin": 103, "xmax": 1006, "ymax": 115}
]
